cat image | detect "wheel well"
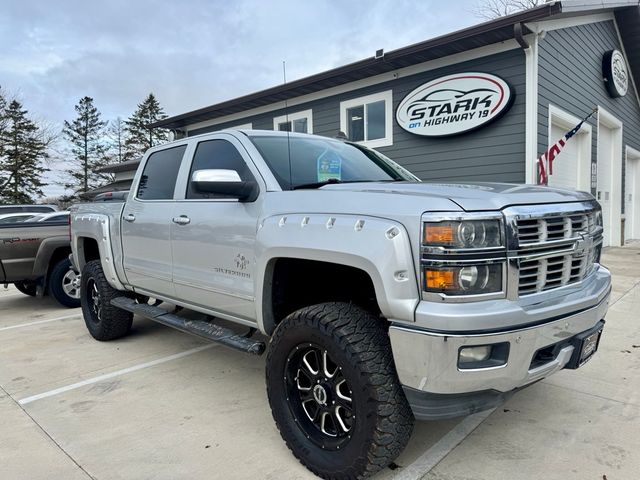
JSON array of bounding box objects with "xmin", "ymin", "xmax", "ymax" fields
[
  {"xmin": 47, "ymin": 247, "xmax": 71, "ymax": 279},
  {"xmin": 81, "ymin": 237, "xmax": 101, "ymax": 263},
  {"xmin": 45, "ymin": 247, "xmax": 71, "ymax": 289},
  {"xmin": 263, "ymin": 258, "xmax": 380, "ymax": 335}
]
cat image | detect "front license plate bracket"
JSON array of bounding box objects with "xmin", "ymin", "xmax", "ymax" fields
[{"xmin": 565, "ymin": 320, "xmax": 605, "ymax": 369}]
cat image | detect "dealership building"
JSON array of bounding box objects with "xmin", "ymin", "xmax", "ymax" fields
[{"xmin": 152, "ymin": 1, "xmax": 640, "ymax": 247}]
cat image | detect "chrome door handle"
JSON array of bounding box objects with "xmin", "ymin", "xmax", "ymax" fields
[
  {"xmin": 172, "ymin": 215, "xmax": 191, "ymax": 225},
  {"xmin": 124, "ymin": 213, "xmax": 136, "ymax": 222}
]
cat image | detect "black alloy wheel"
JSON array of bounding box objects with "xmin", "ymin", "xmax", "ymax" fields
[
  {"xmin": 285, "ymin": 343, "xmax": 354, "ymax": 450},
  {"xmin": 86, "ymin": 277, "xmax": 102, "ymax": 323},
  {"xmin": 266, "ymin": 302, "xmax": 414, "ymax": 479},
  {"xmin": 80, "ymin": 260, "xmax": 133, "ymax": 341}
]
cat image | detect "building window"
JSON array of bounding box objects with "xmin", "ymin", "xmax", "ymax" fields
[
  {"xmin": 273, "ymin": 109, "xmax": 313, "ymax": 134},
  {"xmin": 340, "ymin": 91, "xmax": 393, "ymax": 148}
]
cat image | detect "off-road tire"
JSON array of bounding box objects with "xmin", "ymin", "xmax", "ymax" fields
[
  {"xmin": 81, "ymin": 260, "xmax": 133, "ymax": 341},
  {"xmin": 14, "ymin": 282, "xmax": 37, "ymax": 296},
  {"xmin": 49, "ymin": 258, "xmax": 81, "ymax": 308},
  {"xmin": 266, "ymin": 302, "xmax": 414, "ymax": 479}
]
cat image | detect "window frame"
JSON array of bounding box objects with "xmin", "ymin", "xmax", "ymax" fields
[
  {"xmin": 184, "ymin": 138, "xmax": 259, "ymax": 201},
  {"xmin": 273, "ymin": 109, "xmax": 313, "ymax": 134},
  {"xmin": 172, "ymin": 133, "xmax": 266, "ymax": 203},
  {"xmin": 339, "ymin": 90, "xmax": 393, "ymax": 148},
  {"xmin": 133, "ymin": 143, "xmax": 189, "ymax": 202}
]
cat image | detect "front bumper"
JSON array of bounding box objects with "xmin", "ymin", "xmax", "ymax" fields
[{"xmin": 389, "ymin": 265, "xmax": 611, "ymax": 418}]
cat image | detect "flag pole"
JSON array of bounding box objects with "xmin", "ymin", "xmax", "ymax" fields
[{"xmin": 537, "ymin": 107, "xmax": 598, "ymax": 186}]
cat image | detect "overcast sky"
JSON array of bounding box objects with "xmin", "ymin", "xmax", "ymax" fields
[{"xmin": 1, "ymin": 0, "xmax": 481, "ymax": 197}]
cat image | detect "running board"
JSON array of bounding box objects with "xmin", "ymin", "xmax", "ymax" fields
[{"xmin": 110, "ymin": 297, "xmax": 265, "ymax": 355}]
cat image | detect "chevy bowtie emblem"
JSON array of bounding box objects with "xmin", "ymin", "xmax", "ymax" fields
[{"xmin": 574, "ymin": 231, "xmax": 593, "ymax": 257}]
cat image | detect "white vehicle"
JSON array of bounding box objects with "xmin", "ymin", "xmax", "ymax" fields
[
  {"xmin": 26, "ymin": 211, "xmax": 70, "ymax": 223},
  {"xmin": 0, "ymin": 204, "xmax": 58, "ymax": 214},
  {"xmin": 0, "ymin": 212, "xmax": 39, "ymax": 224}
]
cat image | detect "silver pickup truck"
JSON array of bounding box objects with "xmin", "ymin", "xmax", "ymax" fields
[{"xmin": 71, "ymin": 130, "xmax": 610, "ymax": 479}]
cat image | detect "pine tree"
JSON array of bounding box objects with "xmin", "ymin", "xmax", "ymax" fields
[
  {"xmin": 124, "ymin": 93, "xmax": 168, "ymax": 160},
  {"xmin": 0, "ymin": 87, "xmax": 8, "ymax": 191},
  {"xmin": 0, "ymin": 100, "xmax": 48, "ymax": 204},
  {"xmin": 0, "ymin": 90, "xmax": 9, "ymax": 195},
  {"xmin": 63, "ymin": 96, "xmax": 110, "ymax": 195},
  {"xmin": 0, "ymin": 86, "xmax": 7, "ymax": 138}
]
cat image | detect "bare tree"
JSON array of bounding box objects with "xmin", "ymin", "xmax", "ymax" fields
[
  {"xmin": 39, "ymin": 195, "xmax": 72, "ymax": 209},
  {"xmin": 107, "ymin": 117, "xmax": 126, "ymax": 163},
  {"xmin": 473, "ymin": 0, "xmax": 549, "ymax": 20}
]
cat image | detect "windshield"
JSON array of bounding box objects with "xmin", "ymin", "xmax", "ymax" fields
[{"xmin": 248, "ymin": 135, "xmax": 419, "ymax": 190}]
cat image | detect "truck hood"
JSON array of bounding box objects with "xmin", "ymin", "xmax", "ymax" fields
[{"xmin": 322, "ymin": 181, "xmax": 594, "ymax": 211}]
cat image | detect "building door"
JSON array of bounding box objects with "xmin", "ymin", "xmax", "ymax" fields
[
  {"xmin": 625, "ymin": 147, "xmax": 640, "ymax": 242},
  {"xmin": 597, "ymin": 108, "xmax": 623, "ymax": 247},
  {"xmin": 547, "ymin": 106, "xmax": 591, "ymax": 192}
]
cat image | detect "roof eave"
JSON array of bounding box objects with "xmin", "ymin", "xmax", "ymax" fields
[{"xmin": 150, "ymin": 2, "xmax": 564, "ymax": 130}]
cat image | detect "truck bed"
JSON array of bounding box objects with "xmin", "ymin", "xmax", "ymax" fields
[{"xmin": 0, "ymin": 222, "xmax": 69, "ymax": 283}]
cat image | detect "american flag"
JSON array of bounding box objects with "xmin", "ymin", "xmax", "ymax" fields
[{"xmin": 538, "ymin": 108, "xmax": 597, "ymax": 185}]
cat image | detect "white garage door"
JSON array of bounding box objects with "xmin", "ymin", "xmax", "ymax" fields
[
  {"xmin": 547, "ymin": 123, "xmax": 580, "ymax": 190},
  {"xmin": 625, "ymin": 147, "xmax": 640, "ymax": 241},
  {"xmin": 597, "ymin": 109, "xmax": 623, "ymax": 248}
]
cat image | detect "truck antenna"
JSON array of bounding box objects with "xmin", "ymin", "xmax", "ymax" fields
[{"xmin": 283, "ymin": 60, "xmax": 293, "ymax": 189}]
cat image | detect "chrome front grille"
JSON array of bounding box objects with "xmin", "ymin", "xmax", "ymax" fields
[
  {"xmin": 506, "ymin": 203, "xmax": 602, "ymax": 297},
  {"xmin": 518, "ymin": 249, "xmax": 599, "ymax": 295},
  {"xmin": 516, "ymin": 211, "xmax": 597, "ymax": 245}
]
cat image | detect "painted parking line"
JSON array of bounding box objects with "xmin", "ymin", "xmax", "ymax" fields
[
  {"xmin": 394, "ymin": 409, "xmax": 495, "ymax": 479},
  {"xmin": 0, "ymin": 292, "xmax": 29, "ymax": 299},
  {"xmin": 0, "ymin": 313, "xmax": 82, "ymax": 332},
  {"xmin": 18, "ymin": 344, "xmax": 216, "ymax": 406}
]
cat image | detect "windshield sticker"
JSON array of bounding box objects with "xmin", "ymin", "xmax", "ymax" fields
[{"xmin": 317, "ymin": 150, "xmax": 342, "ymax": 182}]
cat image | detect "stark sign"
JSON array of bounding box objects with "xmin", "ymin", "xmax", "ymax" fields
[{"xmin": 396, "ymin": 72, "xmax": 514, "ymax": 137}]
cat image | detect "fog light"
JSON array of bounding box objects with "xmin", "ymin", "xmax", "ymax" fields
[{"xmin": 459, "ymin": 345, "xmax": 492, "ymax": 363}]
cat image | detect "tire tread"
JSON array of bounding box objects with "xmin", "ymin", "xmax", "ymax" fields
[
  {"xmin": 81, "ymin": 260, "xmax": 132, "ymax": 341},
  {"xmin": 266, "ymin": 302, "xmax": 414, "ymax": 479}
]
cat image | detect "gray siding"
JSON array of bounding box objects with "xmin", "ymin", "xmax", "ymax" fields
[
  {"xmin": 190, "ymin": 49, "xmax": 527, "ymax": 183},
  {"xmin": 538, "ymin": 20, "xmax": 640, "ymax": 203}
]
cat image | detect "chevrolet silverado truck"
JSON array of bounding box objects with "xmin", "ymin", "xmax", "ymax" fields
[
  {"xmin": 1, "ymin": 218, "xmax": 80, "ymax": 307},
  {"xmin": 70, "ymin": 130, "xmax": 610, "ymax": 479}
]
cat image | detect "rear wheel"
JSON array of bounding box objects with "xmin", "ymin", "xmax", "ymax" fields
[
  {"xmin": 81, "ymin": 260, "xmax": 133, "ymax": 341},
  {"xmin": 49, "ymin": 258, "xmax": 81, "ymax": 308},
  {"xmin": 266, "ymin": 302, "xmax": 414, "ymax": 479},
  {"xmin": 14, "ymin": 282, "xmax": 37, "ymax": 297}
]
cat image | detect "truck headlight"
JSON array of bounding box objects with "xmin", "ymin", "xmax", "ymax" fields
[
  {"xmin": 424, "ymin": 263, "xmax": 502, "ymax": 295},
  {"xmin": 421, "ymin": 213, "xmax": 505, "ymax": 300},
  {"xmin": 595, "ymin": 209, "xmax": 603, "ymax": 228},
  {"xmin": 423, "ymin": 220, "xmax": 502, "ymax": 249}
]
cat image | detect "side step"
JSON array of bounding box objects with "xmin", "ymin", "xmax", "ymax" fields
[{"xmin": 110, "ymin": 297, "xmax": 265, "ymax": 355}]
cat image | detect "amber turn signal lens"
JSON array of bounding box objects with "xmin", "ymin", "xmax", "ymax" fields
[
  {"xmin": 425, "ymin": 269, "xmax": 455, "ymax": 290},
  {"xmin": 424, "ymin": 225, "xmax": 454, "ymax": 244}
]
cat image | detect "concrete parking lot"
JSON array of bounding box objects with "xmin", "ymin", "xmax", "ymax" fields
[{"xmin": 1, "ymin": 245, "xmax": 639, "ymax": 480}]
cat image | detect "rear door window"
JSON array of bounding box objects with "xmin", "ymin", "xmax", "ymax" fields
[{"xmin": 136, "ymin": 145, "xmax": 187, "ymax": 200}]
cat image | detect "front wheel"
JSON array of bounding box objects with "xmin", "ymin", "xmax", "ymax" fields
[
  {"xmin": 49, "ymin": 258, "xmax": 81, "ymax": 308},
  {"xmin": 266, "ymin": 302, "xmax": 414, "ymax": 479},
  {"xmin": 81, "ymin": 260, "xmax": 133, "ymax": 341}
]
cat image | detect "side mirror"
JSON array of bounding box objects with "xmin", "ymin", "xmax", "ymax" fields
[{"xmin": 191, "ymin": 169, "xmax": 258, "ymax": 201}]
